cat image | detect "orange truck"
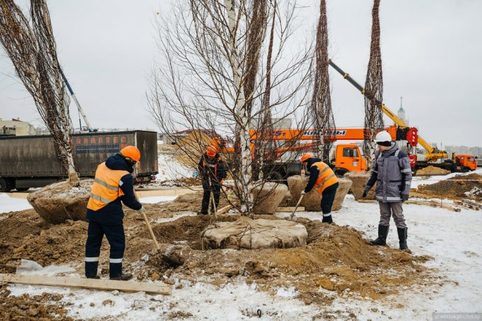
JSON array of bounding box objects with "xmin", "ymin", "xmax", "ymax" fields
[{"xmin": 210, "ymin": 124, "xmax": 416, "ymax": 180}]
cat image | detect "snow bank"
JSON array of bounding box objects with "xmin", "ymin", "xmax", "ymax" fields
[{"xmin": 0, "ymin": 193, "xmax": 32, "ymax": 214}]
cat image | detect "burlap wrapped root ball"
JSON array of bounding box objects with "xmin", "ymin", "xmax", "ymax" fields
[
  {"xmin": 27, "ymin": 179, "xmax": 93, "ymax": 224},
  {"xmin": 252, "ymin": 182, "xmax": 288, "ymax": 214},
  {"xmin": 287, "ymin": 175, "xmax": 352, "ymax": 211},
  {"xmin": 332, "ymin": 178, "xmax": 352, "ymax": 211},
  {"xmin": 202, "ymin": 217, "xmax": 307, "ymax": 249},
  {"xmin": 344, "ymin": 172, "xmax": 376, "ymax": 200},
  {"xmin": 287, "ymin": 175, "xmax": 320, "ymax": 211}
]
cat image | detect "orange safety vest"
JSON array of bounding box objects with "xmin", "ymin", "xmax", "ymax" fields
[
  {"xmin": 86, "ymin": 162, "xmax": 129, "ymax": 211},
  {"xmin": 313, "ymin": 161, "xmax": 338, "ymax": 193}
]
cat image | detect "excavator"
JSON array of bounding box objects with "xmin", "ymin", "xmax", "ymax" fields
[{"xmin": 328, "ymin": 59, "xmax": 477, "ymax": 173}]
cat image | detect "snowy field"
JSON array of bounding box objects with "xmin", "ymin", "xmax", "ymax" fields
[{"xmin": 1, "ymin": 172, "xmax": 481, "ymax": 320}]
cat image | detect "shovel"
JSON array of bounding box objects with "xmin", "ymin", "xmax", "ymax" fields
[
  {"xmin": 140, "ymin": 208, "xmax": 161, "ymax": 251},
  {"xmin": 289, "ymin": 193, "xmax": 305, "ymax": 220}
]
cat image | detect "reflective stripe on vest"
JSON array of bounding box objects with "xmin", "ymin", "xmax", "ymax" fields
[
  {"xmin": 87, "ymin": 162, "xmax": 129, "ymax": 211},
  {"xmin": 313, "ymin": 161, "xmax": 338, "ymax": 193}
]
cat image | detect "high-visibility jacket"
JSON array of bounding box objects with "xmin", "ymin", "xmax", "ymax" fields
[
  {"xmin": 313, "ymin": 161, "xmax": 338, "ymax": 193},
  {"xmin": 87, "ymin": 162, "xmax": 129, "ymax": 211}
]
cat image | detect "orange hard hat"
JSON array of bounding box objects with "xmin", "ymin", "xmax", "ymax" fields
[
  {"xmin": 300, "ymin": 152, "xmax": 314, "ymax": 163},
  {"xmin": 206, "ymin": 145, "xmax": 217, "ymax": 158},
  {"xmin": 120, "ymin": 145, "xmax": 141, "ymax": 162}
]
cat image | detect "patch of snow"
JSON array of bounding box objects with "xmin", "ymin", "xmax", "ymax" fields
[
  {"xmin": 411, "ymin": 167, "xmax": 482, "ymax": 188},
  {"xmin": 139, "ymin": 195, "xmax": 177, "ymax": 204},
  {"xmin": 156, "ymin": 154, "xmax": 194, "ymax": 182},
  {"xmin": 0, "ymin": 193, "xmax": 32, "ymax": 214}
]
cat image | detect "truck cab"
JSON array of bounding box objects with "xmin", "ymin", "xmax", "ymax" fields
[
  {"xmin": 332, "ymin": 143, "xmax": 367, "ymax": 176},
  {"xmin": 455, "ymin": 154, "xmax": 477, "ymax": 172}
]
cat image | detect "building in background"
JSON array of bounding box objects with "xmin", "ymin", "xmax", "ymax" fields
[{"xmin": 0, "ymin": 118, "xmax": 36, "ymax": 136}]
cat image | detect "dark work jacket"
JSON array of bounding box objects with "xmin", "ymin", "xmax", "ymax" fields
[
  {"xmin": 198, "ymin": 153, "xmax": 227, "ymax": 189},
  {"xmin": 366, "ymin": 144, "xmax": 413, "ymax": 203},
  {"xmin": 86, "ymin": 154, "xmax": 142, "ymax": 224},
  {"xmin": 304, "ymin": 157, "xmax": 322, "ymax": 193}
]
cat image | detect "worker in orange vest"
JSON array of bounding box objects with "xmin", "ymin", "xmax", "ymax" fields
[
  {"xmin": 85, "ymin": 145, "xmax": 143, "ymax": 280},
  {"xmin": 198, "ymin": 145, "xmax": 227, "ymax": 215},
  {"xmin": 300, "ymin": 153, "xmax": 339, "ymax": 223}
]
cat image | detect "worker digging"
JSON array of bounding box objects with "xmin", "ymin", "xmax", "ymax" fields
[
  {"xmin": 84, "ymin": 145, "xmax": 144, "ymax": 280},
  {"xmin": 363, "ymin": 130, "xmax": 413, "ymax": 251},
  {"xmin": 299, "ymin": 152, "xmax": 339, "ymax": 224},
  {"xmin": 197, "ymin": 145, "xmax": 227, "ymax": 216}
]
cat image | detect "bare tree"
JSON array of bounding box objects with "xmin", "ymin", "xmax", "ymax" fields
[
  {"xmin": 363, "ymin": 0, "xmax": 384, "ymax": 162},
  {"xmin": 149, "ymin": 0, "xmax": 312, "ymax": 214},
  {"xmin": 0, "ymin": 0, "xmax": 79, "ymax": 185},
  {"xmin": 310, "ymin": 0, "xmax": 335, "ymax": 162}
]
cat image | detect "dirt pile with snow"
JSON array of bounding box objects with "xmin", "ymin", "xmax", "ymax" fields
[
  {"xmin": 416, "ymin": 166, "xmax": 451, "ymax": 176},
  {"xmin": 0, "ymin": 197, "xmax": 432, "ymax": 308},
  {"xmin": 147, "ymin": 215, "xmax": 432, "ymax": 303},
  {"xmin": 0, "ymin": 287, "xmax": 72, "ymax": 321},
  {"xmin": 416, "ymin": 173, "xmax": 482, "ymax": 201},
  {"xmin": 27, "ymin": 180, "xmax": 92, "ymax": 224}
]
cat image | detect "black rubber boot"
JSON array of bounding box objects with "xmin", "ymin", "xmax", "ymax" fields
[
  {"xmin": 397, "ymin": 227, "xmax": 409, "ymax": 251},
  {"xmin": 110, "ymin": 273, "xmax": 133, "ymax": 281},
  {"xmin": 322, "ymin": 214, "xmax": 333, "ymax": 224},
  {"xmin": 370, "ymin": 225, "xmax": 389, "ymax": 246}
]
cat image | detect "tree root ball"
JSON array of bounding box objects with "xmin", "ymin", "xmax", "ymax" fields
[
  {"xmin": 27, "ymin": 179, "xmax": 93, "ymax": 224},
  {"xmin": 202, "ymin": 217, "xmax": 307, "ymax": 249},
  {"xmin": 252, "ymin": 182, "xmax": 288, "ymax": 214},
  {"xmin": 344, "ymin": 172, "xmax": 376, "ymax": 200},
  {"xmin": 287, "ymin": 175, "xmax": 352, "ymax": 211}
]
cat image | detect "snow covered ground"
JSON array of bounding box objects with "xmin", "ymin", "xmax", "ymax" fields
[
  {"xmin": 156, "ymin": 154, "xmax": 195, "ymax": 182},
  {"xmin": 0, "ymin": 193, "xmax": 32, "ymax": 214},
  {"xmin": 2, "ymin": 171, "xmax": 482, "ymax": 320}
]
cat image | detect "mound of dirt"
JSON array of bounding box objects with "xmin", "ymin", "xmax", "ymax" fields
[
  {"xmin": 202, "ymin": 217, "xmax": 307, "ymax": 249},
  {"xmin": 0, "ymin": 210, "xmax": 46, "ymax": 273},
  {"xmin": 27, "ymin": 179, "xmax": 92, "ymax": 224},
  {"xmin": 0, "ymin": 287, "xmax": 72, "ymax": 321},
  {"xmin": 416, "ymin": 166, "xmax": 450, "ymax": 176},
  {"xmin": 344, "ymin": 172, "xmax": 376, "ymax": 200},
  {"xmin": 147, "ymin": 216, "xmax": 432, "ymax": 303},
  {"xmin": 416, "ymin": 173, "xmax": 482, "ymax": 201}
]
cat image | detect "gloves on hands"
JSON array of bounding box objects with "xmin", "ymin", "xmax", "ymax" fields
[
  {"xmin": 138, "ymin": 207, "xmax": 145, "ymax": 214},
  {"xmin": 301, "ymin": 191, "xmax": 306, "ymax": 196},
  {"xmin": 401, "ymin": 194, "xmax": 409, "ymax": 202}
]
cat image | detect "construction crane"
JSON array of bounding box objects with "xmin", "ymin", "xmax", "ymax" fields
[
  {"xmin": 59, "ymin": 67, "xmax": 95, "ymax": 132},
  {"xmin": 328, "ymin": 59, "xmax": 448, "ymax": 162}
]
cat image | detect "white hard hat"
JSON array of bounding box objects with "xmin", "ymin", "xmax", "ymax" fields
[{"xmin": 374, "ymin": 130, "xmax": 392, "ymax": 143}]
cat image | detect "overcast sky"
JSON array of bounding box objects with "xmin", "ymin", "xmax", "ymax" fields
[{"xmin": 1, "ymin": 0, "xmax": 481, "ymax": 147}]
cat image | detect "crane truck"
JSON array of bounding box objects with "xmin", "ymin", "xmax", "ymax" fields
[{"xmin": 328, "ymin": 59, "xmax": 477, "ymax": 173}]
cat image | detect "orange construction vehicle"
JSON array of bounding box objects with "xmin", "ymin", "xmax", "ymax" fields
[
  {"xmin": 246, "ymin": 124, "xmax": 417, "ymax": 177},
  {"xmin": 328, "ymin": 59, "xmax": 477, "ymax": 173}
]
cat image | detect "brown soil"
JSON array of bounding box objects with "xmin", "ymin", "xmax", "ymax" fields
[
  {"xmin": 0, "ymin": 286, "xmax": 73, "ymax": 321},
  {"xmin": 415, "ymin": 166, "xmax": 450, "ymax": 176},
  {"xmin": 416, "ymin": 173, "xmax": 482, "ymax": 201},
  {"xmin": 146, "ymin": 215, "xmax": 433, "ymax": 304},
  {"xmin": 0, "ymin": 194, "xmax": 434, "ymax": 310}
]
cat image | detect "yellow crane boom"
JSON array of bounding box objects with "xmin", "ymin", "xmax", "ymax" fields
[{"xmin": 328, "ymin": 59, "xmax": 447, "ymax": 161}]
